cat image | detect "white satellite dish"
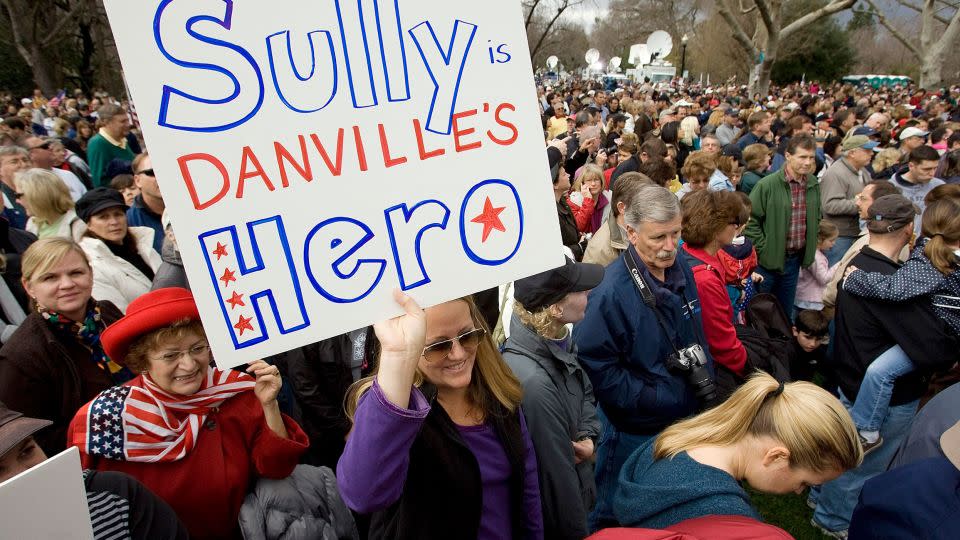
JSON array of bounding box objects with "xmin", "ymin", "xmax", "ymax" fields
[
  {"xmin": 609, "ymin": 56, "xmax": 622, "ymax": 69},
  {"xmin": 646, "ymin": 30, "xmax": 673, "ymax": 61},
  {"xmin": 585, "ymin": 48, "xmax": 600, "ymax": 65},
  {"xmin": 628, "ymin": 43, "xmax": 651, "ymax": 66},
  {"xmin": 546, "ymin": 55, "xmax": 558, "ymax": 69}
]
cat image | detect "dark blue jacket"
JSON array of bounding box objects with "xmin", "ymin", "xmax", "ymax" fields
[
  {"xmin": 572, "ymin": 246, "xmax": 713, "ymax": 435},
  {"xmin": 125, "ymin": 195, "xmax": 164, "ymax": 253},
  {"xmin": 849, "ymin": 457, "xmax": 960, "ymax": 540}
]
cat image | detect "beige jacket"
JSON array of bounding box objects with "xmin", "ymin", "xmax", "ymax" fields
[{"xmin": 583, "ymin": 217, "xmax": 627, "ymax": 267}]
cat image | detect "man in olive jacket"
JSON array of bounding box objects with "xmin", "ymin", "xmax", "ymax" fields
[{"xmin": 744, "ymin": 134, "xmax": 821, "ymax": 318}]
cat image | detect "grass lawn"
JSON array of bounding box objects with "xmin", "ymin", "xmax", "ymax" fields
[{"xmin": 750, "ymin": 489, "xmax": 830, "ymax": 539}]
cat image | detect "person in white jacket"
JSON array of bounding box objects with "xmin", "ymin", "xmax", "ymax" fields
[{"xmin": 75, "ymin": 187, "xmax": 160, "ymax": 312}]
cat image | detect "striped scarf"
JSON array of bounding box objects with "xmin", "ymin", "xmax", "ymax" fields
[{"xmin": 72, "ymin": 368, "xmax": 255, "ymax": 463}]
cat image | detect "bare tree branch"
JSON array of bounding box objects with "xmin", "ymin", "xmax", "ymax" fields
[
  {"xmin": 716, "ymin": 0, "xmax": 758, "ymax": 56},
  {"xmin": 524, "ymin": 0, "xmax": 542, "ymax": 31},
  {"xmin": 898, "ymin": 0, "xmax": 950, "ymax": 24},
  {"xmin": 781, "ymin": 0, "xmax": 857, "ymax": 39},
  {"xmin": 863, "ymin": 0, "xmax": 922, "ymax": 57},
  {"xmin": 738, "ymin": 0, "xmax": 757, "ymax": 14},
  {"xmin": 530, "ymin": 0, "xmax": 584, "ymax": 59},
  {"xmin": 41, "ymin": 0, "xmax": 88, "ymax": 48},
  {"xmin": 752, "ymin": 0, "xmax": 776, "ymax": 33}
]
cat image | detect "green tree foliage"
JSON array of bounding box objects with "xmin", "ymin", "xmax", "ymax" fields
[{"xmin": 771, "ymin": 0, "xmax": 856, "ymax": 84}]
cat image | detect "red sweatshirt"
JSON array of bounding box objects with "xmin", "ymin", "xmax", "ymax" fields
[
  {"xmin": 69, "ymin": 388, "xmax": 309, "ymax": 539},
  {"xmin": 683, "ymin": 245, "xmax": 748, "ymax": 376}
]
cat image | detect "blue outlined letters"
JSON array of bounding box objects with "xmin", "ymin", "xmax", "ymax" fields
[
  {"xmin": 153, "ymin": 0, "xmax": 473, "ymax": 134},
  {"xmin": 303, "ymin": 217, "xmax": 387, "ymax": 304},
  {"xmin": 155, "ymin": 0, "xmax": 265, "ymax": 132},
  {"xmin": 199, "ymin": 216, "xmax": 309, "ymax": 349},
  {"xmin": 384, "ymin": 200, "xmax": 450, "ymax": 290},
  {"xmin": 408, "ymin": 20, "xmax": 477, "ymax": 135},
  {"xmin": 199, "ymin": 178, "xmax": 524, "ymax": 348}
]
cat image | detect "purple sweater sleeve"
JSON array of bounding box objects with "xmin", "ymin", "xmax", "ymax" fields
[
  {"xmin": 336, "ymin": 380, "xmax": 430, "ymax": 513},
  {"xmin": 519, "ymin": 410, "xmax": 545, "ymax": 539}
]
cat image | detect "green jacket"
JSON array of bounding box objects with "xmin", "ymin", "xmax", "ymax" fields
[
  {"xmin": 87, "ymin": 134, "xmax": 135, "ymax": 188},
  {"xmin": 744, "ymin": 168, "xmax": 821, "ymax": 272}
]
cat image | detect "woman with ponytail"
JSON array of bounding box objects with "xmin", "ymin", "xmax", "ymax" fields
[
  {"xmin": 842, "ymin": 194, "xmax": 960, "ymax": 453},
  {"xmin": 612, "ymin": 373, "xmax": 861, "ymax": 529}
]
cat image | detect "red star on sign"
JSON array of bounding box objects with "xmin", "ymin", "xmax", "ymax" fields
[
  {"xmin": 226, "ymin": 291, "xmax": 245, "ymax": 310},
  {"xmin": 212, "ymin": 242, "xmax": 229, "ymax": 260},
  {"xmin": 234, "ymin": 315, "xmax": 254, "ymax": 335},
  {"xmin": 219, "ymin": 268, "xmax": 237, "ymax": 287},
  {"xmin": 470, "ymin": 197, "xmax": 507, "ymax": 243}
]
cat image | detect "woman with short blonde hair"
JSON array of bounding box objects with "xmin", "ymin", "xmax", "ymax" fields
[
  {"xmin": 0, "ymin": 238, "xmax": 128, "ymax": 456},
  {"xmin": 613, "ymin": 373, "xmax": 862, "ymax": 529},
  {"xmin": 15, "ymin": 168, "xmax": 84, "ymax": 240}
]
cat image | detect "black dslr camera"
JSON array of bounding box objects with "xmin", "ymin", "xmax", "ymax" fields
[{"xmin": 665, "ymin": 344, "xmax": 720, "ymax": 408}]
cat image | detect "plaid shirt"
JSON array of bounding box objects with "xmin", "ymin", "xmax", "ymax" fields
[{"xmin": 783, "ymin": 168, "xmax": 807, "ymax": 252}]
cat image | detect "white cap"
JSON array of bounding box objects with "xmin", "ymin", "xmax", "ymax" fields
[{"xmin": 899, "ymin": 127, "xmax": 929, "ymax": 141}]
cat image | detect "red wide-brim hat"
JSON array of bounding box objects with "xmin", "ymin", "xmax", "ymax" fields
[{"xmin": 101, "ymin": 287, "xmax": 201, "ymax": 364}]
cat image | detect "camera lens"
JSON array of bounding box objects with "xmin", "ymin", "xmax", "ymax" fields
[{"xmin": 688, "ymin": 366, "xmax": 720, "ymax": 408}]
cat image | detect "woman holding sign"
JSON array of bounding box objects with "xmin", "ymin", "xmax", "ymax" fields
[
  {"xmin": 338, "ymin": 291, "xmax": 544, "ymax": 539},
  {"xmin": 66, "ymin": 287, "xmax": 309, "ymax": 539}
]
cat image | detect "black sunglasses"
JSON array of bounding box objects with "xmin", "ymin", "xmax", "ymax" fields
[
  {"xmin": 29, "ymin": 141, "xmax": 50, "ymax": 151},
  {"xmin": 421, "ymin": 328, "xmax": 485, "ymax": 363},
  {"xmin": 135, "ymin": 168, "xmax": 155, "ymax": 177}
]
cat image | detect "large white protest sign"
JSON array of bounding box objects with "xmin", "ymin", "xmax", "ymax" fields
[
  {"xmin": 102, "ymin": 1, "xmax": 564, "ymax": 367},
  {"xmin": 0, "ymin": 447, "xmax": 94, "ymax": 539}
]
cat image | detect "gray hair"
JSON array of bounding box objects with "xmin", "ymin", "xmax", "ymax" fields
[
  {"xmin": 623, "ymin": 184, "xmax": 681, "ymax": 229},
  {"xmin": 97, "ymin": 103, "xmax": 126, "ymax": 122},
  {"xmin": 0, "ymin": 145, "xmax": 29, "ymax": 161}
]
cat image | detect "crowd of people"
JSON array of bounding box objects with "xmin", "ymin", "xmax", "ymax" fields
[{"xmin": 0, "ymin": 74, "xmax": 957, "ymax": 540}]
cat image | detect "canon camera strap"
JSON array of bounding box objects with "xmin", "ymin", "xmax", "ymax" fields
[{"xmin": 623, "ymin": 251, "xmax": 684, "ymax": 355}]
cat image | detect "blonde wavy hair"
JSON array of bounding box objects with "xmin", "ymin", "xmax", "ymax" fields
[
  {"xmin": 512, "ymin": 301, "xmax": 565, "ymax": 339},
  {"xmin": 655, "ymin": 373, "xmax": 862, "ymax": 474},
  {"xmin": 345, "ymin": 296, "xmax": 522, "ymax": 422}
]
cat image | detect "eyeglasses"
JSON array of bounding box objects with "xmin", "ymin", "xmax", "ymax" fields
[
  {"xmin": 135, "ymin": 168, "xmax": 155, "ymax": 177},
  {"xmin": 153, "ymin": 343, "xmax": 211, "ymax": 363},
  {"xmin": 421, "ymin": 328, "xmax": 485, "ymax": 363},
  {"xmin": 28, "ymin": 141, "xmax": 50, "ymax": 151}
]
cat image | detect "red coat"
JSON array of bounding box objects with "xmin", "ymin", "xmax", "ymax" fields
[
  {"xmin": 683, "ymin": 245, "xmax": 748, "ymax": 376},
  {"xmin": 68, "ymin": 385, "xmax": 309, "ymax": 540}
]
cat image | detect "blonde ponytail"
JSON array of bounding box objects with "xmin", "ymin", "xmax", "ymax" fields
[{"xmin": 654, "ymin": 373, "xmax": 862, "ymax": 473}]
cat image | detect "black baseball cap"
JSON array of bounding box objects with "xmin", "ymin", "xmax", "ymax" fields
[
  {"xmin": 0, "ymin": 403, "xmax": 51, "ymax": 459},
  {"xmin": 75, "ymin": 187, "xmax": 128, "ymax": 223},
  {"xmin": 514, "ymin": 257, "xmax": 604, "ymax": 312}
]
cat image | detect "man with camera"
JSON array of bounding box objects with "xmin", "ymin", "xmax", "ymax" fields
[{"xmin": 573, "ymin": 184, "xmax": 717, "ymax": 533}]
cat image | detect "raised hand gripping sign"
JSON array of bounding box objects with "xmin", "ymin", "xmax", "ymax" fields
[{"xmin": 103, "ymin": 0, "xmax": 563, "ymax": 367}]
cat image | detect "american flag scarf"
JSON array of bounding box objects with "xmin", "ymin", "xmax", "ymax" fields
[{"xmin": 72, "ymin": 368, "xmax": 256, "ymax": 463}]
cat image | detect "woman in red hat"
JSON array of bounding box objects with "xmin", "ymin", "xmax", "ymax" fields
[{"xmin": 66, "ymin": 287, "xmax": 308, "ymax": 539}]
